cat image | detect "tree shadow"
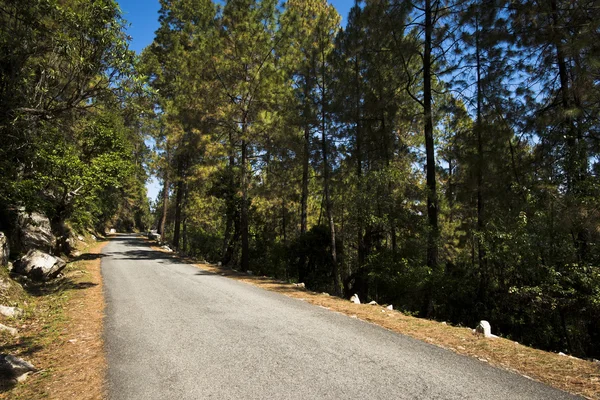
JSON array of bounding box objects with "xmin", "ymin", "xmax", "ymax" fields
[
  {"xmin": 70, "ymin": 253, "xmax": 106, "ymax": 262},
  {"xmin": 113, "ymin": 249, "xmax": 179, "ymax": 262},
  {"xmin": 15, "ymin": 276, "xmax": 98, "ymax": 297}
]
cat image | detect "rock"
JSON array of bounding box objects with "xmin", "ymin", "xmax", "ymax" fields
[
  {"xmin": 149, "ymin": 232, "xmax": 161, "ymax": 241},
  {"xmin": 13, "ymin": 250, "xmax": 66, "ymax": 281},
  {"xmin": 217, "ymin": 262, "xmax": 222, "ymax": 266},
  {"xmin": 0, "ymin": 232, "xmax": 8, "ymax": 267},
  {"xmin": 558, "ymin": 352, "xmax": 567, "ymax": 356},
  {"xmin": 475, "ymin": 320, "xmax": 493, "ymax": 338},
  {"xmin": 321, "ymin": 292, "xmax": 330, "ymax": 296},
  {"xmin": 109, "ymin": 228, "xmax": 116, "ymax": 234},
  {"xmin": 350, "ymin": 294, "xmax": 360, "ymax": 304},
  {"xmin": 368, "ymin": 300, "xmax": 378, "ymax": 305},
  {"xmin": 18, "ymin": 212, "xmax": 56, "ymax": 252},
  {"xmin": 71, "ymin": 250, "xmax": 81, "ymax": 258},
  {"xmin": 295, "ymin": 282, "xmax": 306, "ymax": 289},
  {"xmin": 386, "ymin": 304, "xmax": 393, "ymax": 310},
  {"xmin": 0, "ymin": 324, "xmax": 17, "ymax": 336},
  {"xmin": 161, "ymin": 245, "xmax": 173, "ymax": 252},
  {"xmin": 0, "ymin": 354, "xmax": 36, "ymax": 382},
  {"xmin": 91, "ymin": 235, "xmax": 97, "ymax": 241},
  {"xmin": 441, "ymin": 321, "xmax": 447, "ymax": 325},
  {"xmin": 246, "ymin": 271, "xmax": 253, "ymax": 276},
  {"xmin": 0, "ymin": 306, "xmax": 23, "ymax": 318},
  {"xmin": 77, "ymin": 235, "xmax": 84, "ymax": 242}
]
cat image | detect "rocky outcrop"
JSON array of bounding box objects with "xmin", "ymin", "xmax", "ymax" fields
[
  {"xmin": 0, "ymin": 354, "xmax": 36, "ymax": 382},
  {"xmin": 350, "ymin": 294, "xmax": 361, "ymax": 304},
  {"xmin": 0, "ymin": 232, "xmax": 8, "ymax": 267},
  {"xmin": 13, "ymin": 250, "xmax": 66, "ymax": 281},
  {"xmin": 18, "ymin": 212, "xmax": 56, "ymax": 253}
]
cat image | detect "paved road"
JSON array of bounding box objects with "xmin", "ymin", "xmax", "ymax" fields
[{"xmin": 102, "ymin": 234, "xmax": 577, "ymax": 400}]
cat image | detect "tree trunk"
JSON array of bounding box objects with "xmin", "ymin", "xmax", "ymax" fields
[
  {"xmin": 222, "ymin": 134, "xmax": 236, "ymax": 265},
  {"xmin": 321, "ymin": 48, "xmax": 341, "ymax": 296},
  {"xmin": 355, "ymin": 55, "xmax": 365, "ymax": 267},
  {"xmin": 241, "ymin": 119, "xmax": 249, "ymax": 271},
  {"xmin": 173, "ymin": 162, "xmax": 184, "ymax": 250},
  {"xmin": 475, "ymin": 16, "xmax": 487, "ymax": 304},
  {"xmin": 424, "ymin": 0, "xmax": 438, "ymax": 271},
  {"xmin": 300, "ymin": 67, "xmax": 313, "ymax": 237},
  {"xmin": 160, "ymin": 171, "xmax": 169, "ymax": 243}
]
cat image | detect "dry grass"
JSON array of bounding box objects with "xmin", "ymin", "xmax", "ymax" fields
[
  {"xmin": 152, "ymin": 243, "xmax": 600, "ymax": 400},
  {"xmin": 0, "ymin": 239, "xmax": 108, "ymax": 400}
]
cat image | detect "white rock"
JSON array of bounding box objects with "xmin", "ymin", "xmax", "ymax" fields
[
  {"xmin": 321, "ymin": 292, "xmax": 330, "ymax": 296},
  {"xmin": 0, "ymin": 324, "xmax": 17, "ymax": 336},
  {"xmin": 350, "ymin": 294, "xmax": 360, "ymax": 304},
  {"xmin": 161, "ymin": 246, "xmax": 173, "ymax": 252},
  {"xmin": 217, "ymin": 262, "xmax": 222, "ymax": 266},
  {"xmin": 77, "ymin": 235, "xmax": 84, "ymax": 242},
  {"xmin": 368, "ymin": 300, "xmax": 378, "ymax": 305},
  {"xmin": 0, "ymin": 306, "xmax": 23, "ymax": 318},
  {"xmin": 558, "ymin": 352, "xmax": 567, "ymax": 356},
  {"xmin": 441, "ymin": 321, "xmax": 447, "ymax": 325},
  {"xmin": 386, "ymin": 304, "xmax": 393, "ymax": 310},
  {"xmin": 475, "ymin": 320, "xmax": 493, "ymax": 338},
  {"xmin": 109, "ymin": 228, "xmax": 116, "ymax": 234},
  {"xmin": 13, "ymin": 250, "xmax": 66, "ymax": 281}
]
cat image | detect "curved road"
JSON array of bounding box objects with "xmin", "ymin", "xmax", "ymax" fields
[{"xmin": 102, "ymin": 234, "xmax": 578, "ymax": 399}]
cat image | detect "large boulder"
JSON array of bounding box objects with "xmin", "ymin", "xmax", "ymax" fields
[
  {"xmin": 18, "ymin": 212, "xmax": 56, "ymax": 253},
  {"xmin": 13, "ymin": 250, "xmax": 66, "ymax": 281},
  {"xmin": 0, "ymin": 232, "xmax": 8, "ymax": 266}
]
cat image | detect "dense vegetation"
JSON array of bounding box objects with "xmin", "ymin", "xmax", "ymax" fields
[
  {"xmin": 146, "ymin": 0, "xmax": 600, "ymax": 359},
  {"xmin": 0, "ymin": 0, "xmax": 151, "ymax": 241},
  {"xmin": 2, "ymin": 0, "xmax": 598, "ymax": 360}
]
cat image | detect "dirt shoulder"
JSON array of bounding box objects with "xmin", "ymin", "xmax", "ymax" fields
[
  {"xmin": 0, "ymin": 239, "xmax": 108, "ymax": 400},
  {"xmin": 152, "ymin": 243, "xmax": 599, "ymax": 400}
]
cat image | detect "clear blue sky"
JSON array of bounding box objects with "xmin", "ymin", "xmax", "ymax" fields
[{"xmin": 116, "ymin": 0, "xmax": 354, "ymax": 202}]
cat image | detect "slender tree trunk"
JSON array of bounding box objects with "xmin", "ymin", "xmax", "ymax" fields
[
  {"xmin": 355, "ymin": 56, "xmax": 365, "ymax": 267},
  {"xmin": 300, "ymin": 87, "xmax": 310, "ymax": 236},
  {"xmin": 173, "ymin": 161, "xmax": 184, "ymax": 250},
  {"xmin": 160, "ymin": 171, "xmax": 169, "ymax": 243},
  {"xmin": 424, "ymin": 0, "xmax": 438, "ymax": 271},
  {"xmin": 222, "ymin": 134, "xmax": 236, "ymax": 265},
  {"xmin": 321, "ymin": 47, "xmax": 341, "ymax": 296},
  {"xmin": 475, "ymin": 17, "xmax": 487, "ymax": 304},
  {"xmin": 182, "ymin": 182, "xmax": 188, "ymax": 254},
  {"xmin": 241, "ymin": 118, "xmax": 249, "ymax": 271}
]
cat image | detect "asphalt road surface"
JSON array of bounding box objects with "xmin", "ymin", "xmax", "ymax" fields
[{"xmin": 102, "ymin": 234, "xmax": 578, "ymax": 400}]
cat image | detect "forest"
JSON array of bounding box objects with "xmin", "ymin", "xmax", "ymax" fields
[{"xmin": 1, "ymin": 0, "xmax": 599, "ymax": 359}]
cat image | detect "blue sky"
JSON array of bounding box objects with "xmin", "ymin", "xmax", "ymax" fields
[
  {"xmin": 116, "ymin": 0, "xmax": 354, "ymax": 202},
  {"xmin": 118, "ymin": 0, "xmax": 353, "ymax": 53}
]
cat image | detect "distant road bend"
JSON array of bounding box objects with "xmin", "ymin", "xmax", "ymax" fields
[{"xmin": 102, "ymin": 234, "xmax": 578, "ymax": 400}]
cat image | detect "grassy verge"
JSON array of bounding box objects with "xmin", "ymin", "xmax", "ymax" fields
[
  {"xmin": 151, "ymin": 242, "xmax": 600, "ymax": 400},
  {"xmin": 0, "ymin": 238, "xmax": 108, "ymax": 400}
]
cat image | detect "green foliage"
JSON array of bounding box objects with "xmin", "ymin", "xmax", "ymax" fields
[
  {"xmin": 142, "ymin": 0, "xmax": 600, "ymax": 358},
  {"xmin": 0, "ymin": 0, "xmax": 150, "ymax": 239}
]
